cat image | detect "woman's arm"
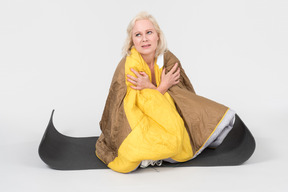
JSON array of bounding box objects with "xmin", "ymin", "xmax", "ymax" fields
[
  {"xmin": 127, "ymin": 68, "xmax": 155, "ymax": 90},
  {"xmin": 127, "ymin": 63, "xmax": 180, "ymax": 94},
  {"xmin": 157, "ymin": 63, "xmax": 180, "ymax": 94}
]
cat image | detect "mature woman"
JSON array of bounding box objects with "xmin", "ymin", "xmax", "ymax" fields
[{"xmin": 95, "ymin": 12, "xmax": 235, "ymax": 173}]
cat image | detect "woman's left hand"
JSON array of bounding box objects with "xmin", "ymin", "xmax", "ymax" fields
[{"xmin": 127, "ymin": 68, "xmax": 155, "ymax": 90}]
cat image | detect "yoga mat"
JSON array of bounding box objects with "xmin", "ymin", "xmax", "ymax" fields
[{"xmin": 38, "ymin": 110, "xmax": 255, "ymax": 170}]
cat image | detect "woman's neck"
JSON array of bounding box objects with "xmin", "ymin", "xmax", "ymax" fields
[{"xmin": 141, "ymin": 53, "xmax": 155, "ymax": 68}]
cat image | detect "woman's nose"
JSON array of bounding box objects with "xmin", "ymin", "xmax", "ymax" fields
[{"xmin": 142, "ymin": 35, "xmax": 148, "ymax": 42}]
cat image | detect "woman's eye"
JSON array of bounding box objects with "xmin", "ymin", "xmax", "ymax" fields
[
  {"xmin": 136, "ymin": 33, "xmax": 141, "ymax": 37},
  {"xmin": 147, "ymin": 31, "xmax": 152, "ymax": 34}
]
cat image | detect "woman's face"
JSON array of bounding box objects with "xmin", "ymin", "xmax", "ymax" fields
[{"xmin": 132, "ymin": 19, "xmax": 159, "ymax": 57}]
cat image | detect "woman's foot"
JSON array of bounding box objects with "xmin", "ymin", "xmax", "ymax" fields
[{"xmin": 140, "ymin": 160, "xmax": 163, "ymax": 168}]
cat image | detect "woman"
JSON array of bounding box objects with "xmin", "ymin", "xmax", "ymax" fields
[
  {"xmin": 95, "ymin": 12, "xmax": 235, "ymax": 173},
  {"xmin": 125, "ymin": 16, "xmax": 180, "ymax": 94}
]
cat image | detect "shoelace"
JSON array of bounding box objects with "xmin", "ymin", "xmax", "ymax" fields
[
  {"xmin": 140, "ymin": 160, "xmax": 163, "ymax": 168},
  {"xmin": 154, "ymin": 160, "xmax": 163, "ymax": 166}
]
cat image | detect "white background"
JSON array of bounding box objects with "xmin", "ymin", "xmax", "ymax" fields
[{"xmin": 1, "ymin": 0, "xmax": 287, "ymax": 191}]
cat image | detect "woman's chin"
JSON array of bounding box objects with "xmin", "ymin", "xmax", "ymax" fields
[{"xmin": 138, "ymin": 48, "xmax": 156, "ymax": 56}]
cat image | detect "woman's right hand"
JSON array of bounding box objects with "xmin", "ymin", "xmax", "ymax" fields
[{"xmin": 157, "ymin": 63, "xmax": 180, "ymax": 94}]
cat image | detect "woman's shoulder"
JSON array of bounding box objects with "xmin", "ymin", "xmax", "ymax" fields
[
  {"xmin": 163, "ymin": 50, "xmax": 181, "ymax": 69},
  {"xmin": 125, "ymin": 48, "xmax": 145, "ymax": 70}
]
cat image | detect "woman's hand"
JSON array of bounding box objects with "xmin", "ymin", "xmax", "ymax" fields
[
  {"xmin": 157, "ymin": 63, "xmax": 180, "ymax": 94},
  {"xmin": 127, "ymin": 68, "xmax": 155, "ymax": 90}
]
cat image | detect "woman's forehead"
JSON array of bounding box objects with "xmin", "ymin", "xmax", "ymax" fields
[{"xmin": 133, "ymin": 19, "xmax": 155, "ymax": 32}]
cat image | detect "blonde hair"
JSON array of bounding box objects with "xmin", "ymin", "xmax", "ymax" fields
[{"xmin": 122, "ymin": 11, "xmax": 168, "ymax": 58}]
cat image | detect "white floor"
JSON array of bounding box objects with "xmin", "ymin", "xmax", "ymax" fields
[{"xmin": 1, "ymin": 109, "xmax": 287, "ymax": 192}]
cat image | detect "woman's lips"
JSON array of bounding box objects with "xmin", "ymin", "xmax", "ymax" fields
[{"xmin": 141, "ymin": 44, "xmax": 151, "ymax": 48}]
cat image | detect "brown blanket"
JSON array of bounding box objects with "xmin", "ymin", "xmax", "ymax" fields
[{"xmin": 95, "ymin": 50, "xmax": 228, "ymax": 167}]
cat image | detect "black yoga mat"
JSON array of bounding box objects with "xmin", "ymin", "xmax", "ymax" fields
[{"xmin": 38, "ymin": 110, "xmax": 256, "ymax": 170}]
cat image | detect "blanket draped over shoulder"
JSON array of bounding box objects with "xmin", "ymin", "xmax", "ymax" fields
[{"xmin": 95, "ymin": 48, "xmax": 233, "ymax": 173}]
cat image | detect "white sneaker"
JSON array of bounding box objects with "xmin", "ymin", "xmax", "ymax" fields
[
  {"xmin": 140, "ymin": 160, "xmax": 163, "ymax": 168},
  {"xmin": 155, "ymin": 160, "xmax": 162, "ymax": 166}
]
